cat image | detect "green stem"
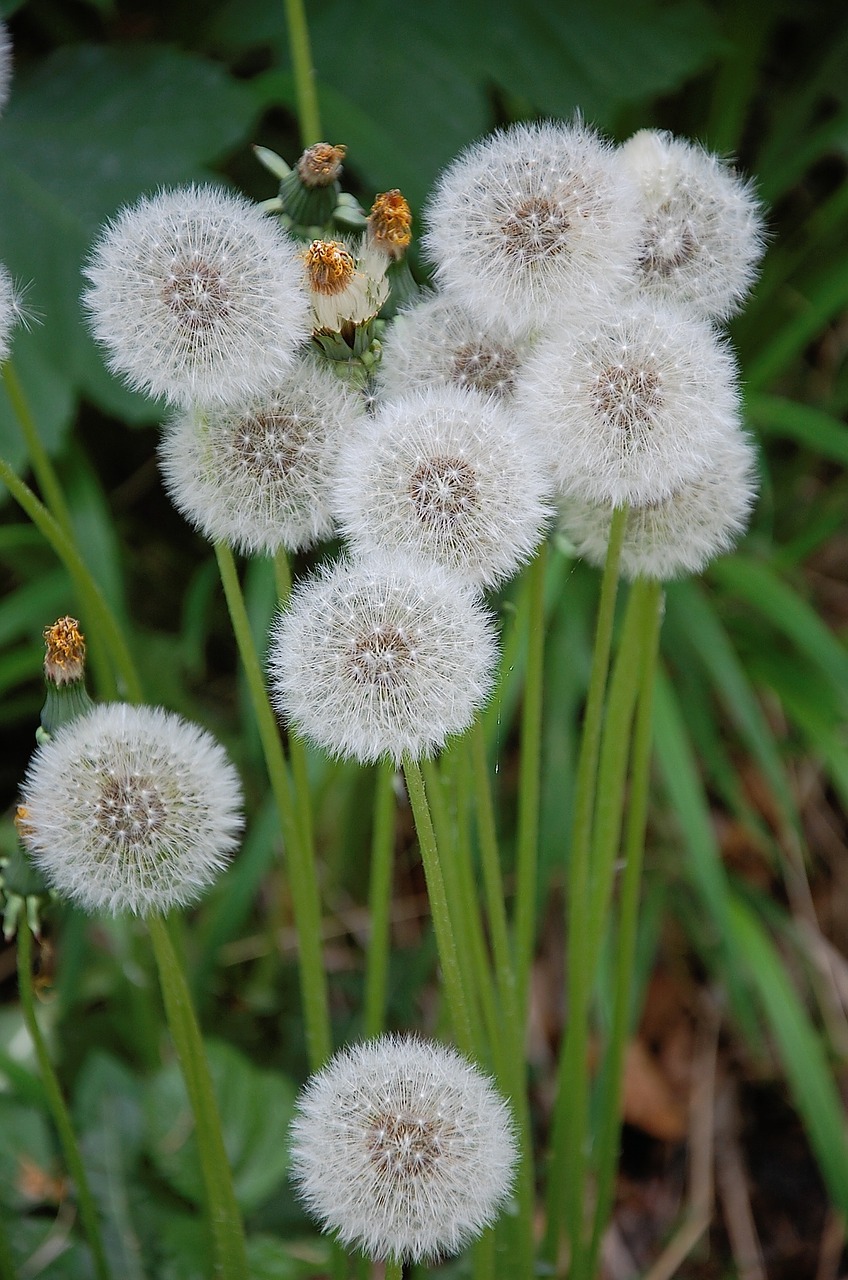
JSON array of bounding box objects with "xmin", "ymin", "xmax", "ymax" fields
[
  {"xmin": 3, "ymin": 363, "xmax": 74, "ymax": 537},
  {"xmin": 363, "ymin": 761, "xmax": 397, "ymax": 1039},
  {"xmin": 541, "ymin": 505, "xmax": 627, "ymax": 1270},
  {"xmin": 587, "ymin": 579, "xmax": 663, "ymax": 1280},
  {"xmin": 17, "ymin": 924, "xmax": 111, "ymax": 1280},
  {"xmin": 402, "ymin": 756, "xmax": 474, "ymax": 1055},
  {"xmin": 283, "ymin": 0, "xmax": 322, "ymax": 146},
  {"xmin": 384, "ymin": 1259, "xmax": 404, "ymax": 1280},
  {"xmin": 147, "ymin": 915, "xmax": 247, "ymax": 1280},
  {"xmin": 514, "ymin": 541, "xmax": 547, "ymax": 1025},
  {"xmin": 0, "ymin": 454, "xmax": 141, "ymax": 702},
  {"xmin": 215, "ymin": 542, "xmax": 331, "ymax": 1068},
  {"xmin": 273, "ymin": 550, "xmax": 315, "ymax": 877}
]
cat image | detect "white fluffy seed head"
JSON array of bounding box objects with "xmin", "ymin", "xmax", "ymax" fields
[
  {"xmin": 515, "ymin": 300, "xmax": 742, "ymax": 508},
  {"xmin": 83, "ymin": 185, "xmax": 310, "ymax": 407},
  {"xmin": 0, "ymin": 264, "xmax": 21, "ymax": 363},
  {"xmin": 0, "ymin": 23, "xmax": 12, "ymax": 117},
  {"xmin": 334, "ymin": 385, "xmax": 553, "ymax": 588},
  {"xmin": 620, "ymin": 129, "xmax": 765, "ymax": 320},
  {"xmin": 159, "ymin": 357, "xmax": 366, "ymax": 556},
  {"xmin": 560, "ymin": 425, "xmax": 758, "ymax": 580},
  {"xmin": 289, "ymin": 1035, "xmax": 518, "ymax": 1263},
  {"xmin": 20, "ymin": 703, "xmax": 243, "ymax": 916},
  {"xmin": 268, "ymin": 554, "xmax": 498, "ymax": 764},
  {"xmin": 424, "ymin": 119, "xmax": 641, "ymax": 336},
  {"xmin": 377, "ymin": 292, "xmax": 535, "ymax": 402}
]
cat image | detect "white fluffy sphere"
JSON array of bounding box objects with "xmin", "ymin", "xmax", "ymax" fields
[
  {"xmin": 159, "ymin": 358, "xmax": 366, "ymax": 555},
  {"xmin": 334, "ymin": 385, "xmax": 552, "ymax": 588},
  {"xmin": 516, "ymin": 300, "xmax": 742, "ymax": 508},
  {"xmin": 560, "ymin": 425, "xmax": 758, "ymax": 580},
  {"xmin": 289, "ymin": 1035, "xmax": 518, "ymax": 1262},
  {"xmin": 83, "ymin": 185, "xmax": 310, "ymax": 407},
  {"xmin": 20, "ymin": 703, "xmax": 243, "ymax": 916},
  {"xmin": 424, "ymin": 119, "xmax": 640, "ymax": 336},
  {"xmin": 377, "ymin": 292, "xmax": 534, "ymax": 402},
  {"xmin": 268, "ymin": 554, "xmax": 498, "ymax": 764},
  {"xmin": 620, "ymin": 129, "xmax": 765, "ymax": 319}
]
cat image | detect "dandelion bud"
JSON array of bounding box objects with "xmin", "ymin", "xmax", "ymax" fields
[
  {"xmin": 378, "ymin": 293, "xmax": 533, "ymax": 402},
  {"xmin": 159, "ymin": 358, "xmax": 366, "ymax": 556},
  {"xmin": 424, "ymin": 119, "xmax": 640, "ymax": 336},
  {"xmin": 278, "ymin": 142, "xmax": 348, "ymax": 229},
  {"xmin": 20, "ymin": 704, "xmax": 244, "ymax": 916},
  {"xmin": 289, "ymin": 1035, "xmax": 518, "ymax": 1262},
  {"xmin": 560, "ymin": 426, "xmax": 758, "ymax": 580},
  {"xmin": 83, "ymin": 185, "xmax": 310, "ymax": 407},
  {"xmin": 269, "ymin": 554, "xmax": 498, "ymax": 764},
  {"xmin": 303, "ymin": 237, "xmax": 388, "ymax": 333},
  {"xmin": 40, "ymin": 616, "xmax": 94, "ymax": 735},
  {"xmin": 516, "ymin": 300, "xmax": 742, "ymax": 508},
  {"xmin": 621, "ymin": 129, "xmax": 765, "ymax": 319},
  {"xmin": 297, "ymin": 142, "xmax": 347, "ymax": 188},
  {"xmin": 334, "ymin": 385, "xmax": 552, "ymax": 588},
  {"xmin": 368, "ymin": 189, "xmax": 413, "ymax": 261}
]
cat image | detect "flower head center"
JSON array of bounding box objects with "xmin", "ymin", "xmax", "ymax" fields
[
  {"xmin": 499, "ymin": 196, "xmax": 570, "ymax": 264},
  {"xmin": 367, "ymin": 1110, "xmax": 442, "ymax": 1179},
  {"xmin": 161, "ymin": 255, "xmax": 230, "ymax": 328},
  {"xmin": 369, "ymin": 189, "xmax": 413, "ymax": 258},
  {"xmin": 409, "ymin": 455, "xmax": 479, "ymax": 528},
  {"xmin": 230, "ymin": 411, "xmax": 308, "ymax": 480},
  {"xmin": 94, "ymin": 773, "xmax": 167, "ymax": 849},
  {"xmin": 451, "ymin": 342, "xmax": 519, "ymax": 395},
  {"xmin": 590, "ymin": 362, "xmax": 664, "ymax": 433},
  {"xmin": 305, "ymin": 240, "xmax": 356, "ymax": 296},
  {"xmin": 639, "ymin": 202, "xmax": 699, "ymax": 278},
  {"xmin": 348, "ymin": 625, "xmax": 414, "ymax": 688}
]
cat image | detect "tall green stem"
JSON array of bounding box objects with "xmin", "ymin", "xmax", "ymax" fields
[
  {"xmin": 587, "ymin": 579, "xmax": 663, "ymax": 1279},
  {"xmin": 514, "ymin": 541, "xmax": 547, "ymax": 1024},
  {"xmin": 283, "ymin": 0, "xmax": 322, "ymax": 145},
  {"xmin": 541, "ymin": 505, "xmax": 627, "ymax": 1270},
  {"xmin": 215, "ymin": 543, "xmax": 331, "ymax": 1068},
  {"xmin": 384, "ymin": 1259, "xmax": 404, "ymax": 1280},
  {"xmin": 273, "ymin": 550, "xmax": 315, "ymax": 874},
  {"xmin": 3, "ymin": 363, "xmax": 74, "ymax": 537},
  {"xmin": 402, "ymin": 756, "xmax": 474, "ymax": 1055},
  {"xmin": 17, "ymin": 924, "xmax": 111, "ymax": 1280},
  {"xmin": 0, "ymin": 454, "xmax": 141, "ymax": 702},
  {"xmin": 147, "ymin": 915, "xmax": 248, "ymax": 1280},
  {"xmin": 364, "ymin": 761, "xmax": 397, "ymax": 1038}
]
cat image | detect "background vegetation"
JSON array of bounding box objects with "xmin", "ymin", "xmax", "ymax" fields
[{"xmin": 1, "ymin": 0, "xmax": 847, "ymax": 1275}]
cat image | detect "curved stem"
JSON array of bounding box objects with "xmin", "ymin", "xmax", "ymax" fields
[
  {"xmin": 147, "ymin": 915, "xmax": 247, "ymax": 1280},
  {"xmin": 363, "ymin": 761, "xmax": 397, "ymax": 1039},
  {"xmin": 402, "ymin": 756, "xmax": 474, "ymax": 1055},
  {"xmin": 283, "ymin": 0, "xmax": 322, "ymax": 146},
  {"xmin": 542, "ymin": 505, "xmax": 627, "ymax": 1270},
  {"xmin": 587, "ymin": 579, "xmax": 663, "ymax": 1279},
  {"xmin": 2, "ymin": 362, "xmax": 74, "ymax": 538},
  {"xmin": 0, "ymin": 453, "xmax": 141, "ymax": 702},
  {"xmin": 215, "ymin": 542, "xmax": 331, "ymax": 1068},
  {"xmin": 17, "ymin": 924, "xmax": 111, "ymax": 1280}
]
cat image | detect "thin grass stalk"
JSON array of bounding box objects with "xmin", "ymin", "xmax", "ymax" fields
[
  {"xmin": 541, "ymin": 504, "xmax": 627, "ymax": 1270},
  {"xmin": 402, "ymin": 756, "xmax": 474, "ymax": 1055},
  {"xmin": 283, "ymin": 0, "xmax": 322, "ymax": 146},
  {"xmin": 0, "ymin": 455, "xmax": 141, "ymax": 702},
  {"xmin": 273, "ymin": 549, "xmax": 315, "ymax": 872},
  {"xmin": 147, "ymin": 915, "xmax": 247, "ymax": 1280},
  {"xmin": 587, "ymin": 579, "xmax": 663, "ymax": 1279},
  {"xmin": 364, "ymin": 761, "xmax": 397, "ymax": 1038},
  {"xmin": 17, "ymin": 923, "xmax": 111, "ymax": 1280},
  {"xmin": 215, "ymin": 542, "xmax": 331, "ymax": 1068},
  {"xmin": 420, "ymin": 756, "xmax": 486, "ymax": 1054},
  {"xmin": 513, "ymin": 541, "xmax": 547, "ymax": 1026}
]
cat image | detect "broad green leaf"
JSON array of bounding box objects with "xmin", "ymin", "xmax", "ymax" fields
[
  {"xmin": 729, "ymin": 894, "xmax": 848, "ymax": 1215},
  {"xmin": 747, "ymin": 394, "xmax": 848, "ymax": 467},
  {"xmin": 146, "ymin": 1040, "xmax": 297, "ymax": 1213}
]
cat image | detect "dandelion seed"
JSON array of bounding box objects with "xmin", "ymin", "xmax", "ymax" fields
[
  {"xmin": 20, "ymin": 704, "xmax": 243, "ymax": 916},
  {"xmin": 83, "ymin": 185, "xmax": 309, "ymax": 407},
  {"xmin": 424, "ymin": 119, "xmax": 640, "ymax": 335},
  {"xmin": 269, "ymin": 554, "xmax": 497, "ymax": 764},
  {"xmin": 334, "ymin": 385, "xmax": 552, "ymax": 588},
  {"xmin": 159, "ymin": 357, "xmax": 365, "ymax": 556},
  {"xmin": 289, "ymin": 1035, "xmax": 518, "ymax": 1262}
]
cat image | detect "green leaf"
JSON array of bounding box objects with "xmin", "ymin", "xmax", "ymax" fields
[
  {"xmin": 747, "ymin": 394, "xmax": 848, "ymax": 467},
  {"xmin": 146, "ymin": 1040, "xmax": 297, "ymax": 1213},
  {"xmin": 729, "ymin": 894, "xmax": 848, "ymax": 1215},
  {"xmin": 0, "ymin": 43, "xmax": 258, "ymax": 435}
]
